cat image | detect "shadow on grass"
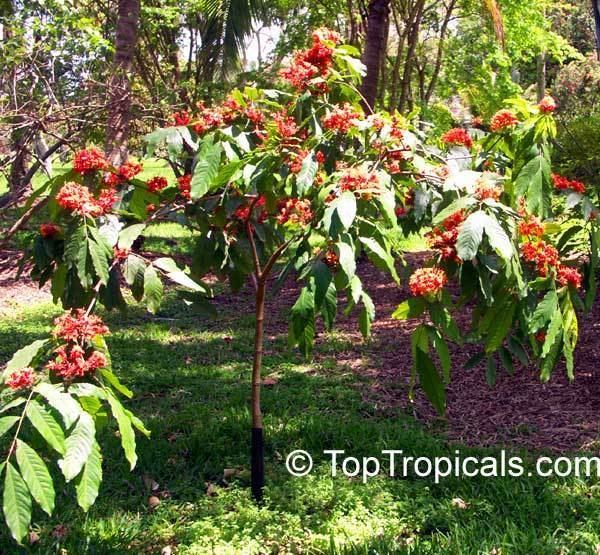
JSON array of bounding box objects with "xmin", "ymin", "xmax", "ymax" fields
[{"xmin": 1, "ymin": 298, "xmax": 600, "ymax": 554}]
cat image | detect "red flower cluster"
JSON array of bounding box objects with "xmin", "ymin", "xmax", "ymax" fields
[
  {"xmin": 276, "ymin": 198, "xmax": 313, "ymax": 226},
  {"xmin": 113, "ymin": 246, "xmax": 130, "ymax": 260},
  {"xmin": 490, "ymin": 110, "xmax": 519, "ymax": 132},
  {"xmin": 53, "ymin": 309, "xmax": 109, "ymax": 343},
  {"xmin": 409, "ymin": 267, "xmax": 448, "ymax": 297},
  {"xmin": 288, "ymin": 149, "xmax": 309, "ymax": 174},
  {"xmin": 538, "ymin": 96, "xmax": 556, "ymax": 114},
  {"xmin": 471, "ymin": 116, "xmax": 484, "ymax": 128},
  {"xmin": 147, "ymin": 176, "xmax": 169, "ymax": 193},
  {"xmin": 47, "ymin": 345, "xmax": 107, "ymax": 380},
  {"xmin": 441, "ymin": 128, "xmax": 473, "ymax": 149},
  {"xmin": 233, "ymin": 196, "xmax": 268, "ymax": 223},
  {"xmin": 274, "ymin": 111, "xmax": 299, "ymax": 140},
  {"xmin": 475, "ymin": 180, "xmax": 502, "ymax": 201},
  {"xmin": 517, "ymin": 214, "xmax": 544, "ymax": 238},
  {"xmin": 56, "ymin": 182, "xmax": 115, "ymax": 217},
  {"xmin": 322, "ymin": 103, "xmax": 362, "ymax": 133},
  {"xmin": 118, "ymin": 161, "xmax": 143, "ymax": 181},
  {"xmin": 40, "ymin": 223, "xmax": 61, "ymax": 238},
  {"xmin": 279, "ymin": 28, "xmax": 340, "ymax": 91},
  {"xmin": 339, "ymin": 167, "xmax": 380, "ymax": 198},
  {"xmin": 551, "ymin": 173, "xmax": 586, "ymax": 194},
  {"xmin": 177, "ymin": 174, "xmax": 192, "ymax": 200},
  {"xmin": 6, "ymin": 368, "xmax": 35, "ymax": 390},
  {"xmin": 324, "ymin": 250, "xmax": 339, "ymax": 268},
  {"xmin": 521, "ymin": 240, "xmax": 559, "ymax": 276},
  {"xmin": 426, "ymin": 210, "xmax": 465, "ymax": 262},
  {"xmin": 316, "ymin": 151, "xmax": 326, "ymax": 164},
  {"xmin": 73, "ymin": 148, "xmax": 108, "ymax": 175},
  {"xmin": 557, "ymin": 265, "xmax": 582, "ymax": 289},
  {"xmin": 173, "ymin": 111, "xmax": 191, "ymax": 126}
]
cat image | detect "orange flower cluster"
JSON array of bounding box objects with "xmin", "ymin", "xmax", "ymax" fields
[
  {"xmin": 233, "ymin": 196, "xmax": 268, "ymax": 223},
  {"xmin": 173, "ymin": 111, "xmax": 191, "ymax": 126},
  {"xmin": 426, "ymin": 210, "xmax": 465, "ymax": 262},
  {"xmin": 56, "ymin": 182, "xmax": 116, "ymax": 217},
  {"xmin": 274, "ymin": 111, "xmax": 299, "ymax": 140},
  {"xmin": 475, "ymin": 180, "xmax": 502, "ymax": 201},
  {"xmin": 47, "ymin": 310, "xmax": 110, "ymax": 381},
  {"xmin": 521, "ymin": 240, "xmax": 560, "ymax": 276},
  {"xmin": 441, "ymin": 128, "xmax": 473, "ymax": 149},
  {"xmin": 557, "ymin": 265, "xmax": 582, "ymax": 289},
  {"xmin": 339, "ymin": 167, "xmax": 380, "ymax": 197},
  {"xmin": 552, "ymin": 173, "xmax": 586, "ymax": 194},
  {"xmin": 322, "ymin": 103, "xmax": 362, "ymax": 133},
  {"xmin": 324, "ymin": 250, "xmax": 339, "ymax": 268},
  {"xmin": 490, "ymin": 109, "xmax": 519, "ymax": 132},
  {"xmin": 517, "ymin": 214, "xmax": 544, "ymax": 238},
  {"xmin": 279, "ymin": 28, "xmax": 341, "ymax": 92},
  {"xmin": 409, "ymin": 267, "xmax": 448, "ymax": 297},
  {"xmin": 276, "ymin": 198, "xmax": 313, "ymax": 226},
  {"xmin": 73, "ymin": 147, "xmax": 108, "ymax": 175},
  {"xmin": 6, "ymin": 368, "xmax": 35, "ymax": 390}
]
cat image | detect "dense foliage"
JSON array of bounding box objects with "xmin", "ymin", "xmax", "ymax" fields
[{"xmin": 1, "ymin": 26, "xmax": 599, "ymax": 544}]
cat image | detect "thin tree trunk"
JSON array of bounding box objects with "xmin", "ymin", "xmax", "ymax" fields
[
  {"xmin": 594, "ymin": 0, "xmax": 600, "ymax": 61},
  {"xmin": 398, "ymin": 0, "xmax": 425, "ymax": 113},
  {"xmin": 360, "ymin": 0, "xmax": 391, "ymax": 110},
  {"xmin": 105, "ymin": 0, "xmax": 140, "ymax": 166},
  {"xmin": 251, "ymin": 279, "xmax": 266, "ymax": 502},
  {"xmin": 536, "ymin": 52, "xmax": 546, "ymax": 102}
]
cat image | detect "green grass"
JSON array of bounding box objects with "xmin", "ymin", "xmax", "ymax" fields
[{"xmin": 2, "ymin": 291, "xmax": 600, "ymax": 554}]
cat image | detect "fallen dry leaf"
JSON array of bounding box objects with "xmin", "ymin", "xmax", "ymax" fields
[
  {"xmin": 262, "ymin": 376, "xmax": 278, "ymax": 386},
  {"xmin": 451, "ymin": 497, "xmax": 468, "ymax": 509},
  {"xmin": 223, "ymin": 468, "xmax": 240, "ymax": 479},
  {"xmin": 142, "ymin": 474, "xmax": 159, "ymax": 492},
  {"xmin": 148, "ymin": 495, "xmax": 161, "ymax": 510},
  {"xmin": 205, "ymin": 481, "xmax": 217, "ymax": 496}
]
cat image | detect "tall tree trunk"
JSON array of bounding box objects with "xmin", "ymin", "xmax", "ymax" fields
[
  {"xmin": 592, "ymin": 0, "xmax": 600, "ymax": 60},
  {"xmin": 536, "ymin": 52, "xmax": 546, "ymax": 102},
  {"xmin": 398, "ymin": 0, "xmax": 425, "ymax": 113},
  {"xmin": 360, "ymin": 0, "xmax": 390, "ymax": 111},
  {"xmin": 105, "ymin": 0, "xmax": 140, "ymax": 166}
]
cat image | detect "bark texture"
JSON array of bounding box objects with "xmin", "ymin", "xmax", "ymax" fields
[{"xmin": 360, "ymin": 0, "xmax": 390, "ymax": 110}]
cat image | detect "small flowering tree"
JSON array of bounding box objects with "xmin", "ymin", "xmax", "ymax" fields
[
  {"xmin": 2, "ymin": 28, "xmax": 598, "ymax": 542},
  {"xmin": 393, "ymin": 94, "xmax": 599, "ymax": 413}
]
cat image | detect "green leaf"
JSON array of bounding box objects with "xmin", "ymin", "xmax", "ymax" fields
[
  {"xmin": 88, "ymin": 235, "xmax": 110, "ymax": 285},
  {"xmin": 296, "ymin": 151, "xmax": 318, "ymax": 196},
  {"xmin": 456, "ymin": 210, "xmax": 486, "ymax": 261},
  {"xmin": 427, "ymin": 328, "xmax": 451, "ymax": 382},
  {"xmin": 58, "ymin": 412, "xmax": 95, "ymax": 482},
  {"xmin": 335, "ymin": 192, "xmax": 357, "ymax": 231},
  {"xmin": 143, "ymin": 265, "xmax": 164, "ymax": 314},
  {"xmin": 507, "ymin": 336, "xmax": 528, "ymax": 366},
  {"xmin": 106, "ymin": 392, "xmax": 137, "ymax": 470},
  {"xmin": 514, "ymin": 152, "xmax": 551, "ymax": 218},
  {"xmin": 99, "ymin": 368, "xmax": 133, "ymax": 399},
  {"xmin": 124, "ymin": 254, "xmax": 146, "ymax": 301},
  {"xmin": 118, "ymin": 224, "xmax": 146, "ymax": 250},
  {"xmin": 433, "ymin": 196, "xmax": 476, "ymax": 225},
  {"xmin": 486, "ymin": 356, "xmax": 497, "ymax": 386},
  {"xmin": 15, "ymin": 440, "xmax": 55, "ymax": 515},
  {"xmin": 499, "ymin": 347, "xmax": 514, "ymax": 375},
  {"xmin": 35, "ymin": 383, "xmax": 81, "ymax": 429},
  {"xmin": 75, "ymin": 440, "xmax": 102, "ymax": 512},
  {"xmin": 359, "ymin": 293, "xmax": 375, "ymax": 338},
  {"xmin": 561, "ymin": 293, "xmax": 578, "ymax": 380},
  {"xmin": 191, "ymin": 136, "xmax": 222, "ymax": 199},
  {"xmin": 335, "ymin": 242, "xmax": 356, "ymax": 282},
  {"xmin": 0, "ymin": 416, "xmax": 19, "ymax": 438},
  {"xmin": 3, "ymin": 339, "xmax": 48, "ymax": 378},
  {"xmin": 26, "ymin": 400, "xmax": 66, "ymax": 455},
  {"xmin": 359, "ymin": 236, "xmax": 399, "ymax": 284},
  {"xmin": 65, "ymin": 225, "xmax": 92, "ymax": 289},
  {"xmin": 392, "ymin": 297, "xmax": 425, "ymax": 320},
  {"xmin": 3, "ymin": 462, "xmax": 31, "ymax": 544},
  {"xmin": 482, "ymin": 213, "xmax": 513, "ymax": 260},
  {"xmin": 312, "ymin": 260, "xmax": 332, "ymax": 309},
  {"xmin": 541, "ymin": 309, "xmax": 563, "ymax": 360},
  {"xmin": 289, "ymin": 287, "xmax": 316, "ymax": 357},
  {"xmin": 414, "ymin": 348, "xmax": 446, "ymax": 415},
  {"xmin": 485, "ymin": 301, "xmax": 516, "ymax": 354},
  {"xmin": 320, "ymin": 282, "xmax": 337, "ymax": 330},
  {"xmin": 464, "ymin": 351, "xmax": 485, "ymax": 369},
  {"xmin": 529, "ymin": 290, "xmax": 558, "ymax": 333}
]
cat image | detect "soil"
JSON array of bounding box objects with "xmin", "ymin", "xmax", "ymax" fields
[{"xmin": 2, "ymin": 247, "xmax": 599, "ymax": 453}]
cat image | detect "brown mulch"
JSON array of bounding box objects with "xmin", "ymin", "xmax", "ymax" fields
[
  {"xmin": 0, "ymin": 249, "xmax": 51, "ymax": 314},
  {"xmin": 2, "ymin": 246, "xmax": 600, "ymax": 452}
]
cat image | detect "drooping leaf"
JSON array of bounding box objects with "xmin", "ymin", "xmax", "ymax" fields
[
  {"xmin": 392, "ymin": 297, "xmax": 425, "ymax": 320},
  {"xmin": 143, "ymin": 265, "xmax": 164, "ymax": 314},
  {"xmin": 456, "ymin": 210, "xmax": 486, "ymax": 261},
  {"xmin": 335, "ymin": 242, "xmax": 356, "ymax": 282},
  {"xmin": 0, "ymin": 416, "xmax": 19, "ymax": 438},
  {"xmin": 191, "ymin": 136, "xmax": 222, "ymax": 199},
  {"xmin": 15, "ymin": 440, "xmax": 55, "ymax": 515},
  {"xmin": 414, "ymin": 348, "xmax": 446, "ymax": 415},
  {"xmin": 26, "ymin": 400, "xmax": 66, "ymax": 455},
  {"xmin": 3, "ymin": 340, "xmax": 47, "ymax": 378},
  {"xmin": 289, "ymin": 286, "xmax": 316, "ymax": 357},
  {"xmin": 359, "ymin": 236, "xmax": 399, "ymax": 284},
  {"xmin": 529, "ymin": 290, "xmax": 558, "ymax": 333},
  {"xmin": 75, "ymin": 440, "xmax": 102, "ymax": 512},
  {"xmin": 106, "ymin": 392, "xmax": 137, "ymax": 470},
  {"xmin": 118, "ymin": 224, "xmax": 146, "ymax": 250},
  {"xmin": 335, "ymin": 192, "xmax": 357, "ymax": 231},
  {"xmin": 359, "ymin": 293, "xmax": 375, "ymax": 338},
  {"xmin": 296, "ymin": 152, "xmax": 318, "ymax": 196},
  {"xmin": 3, "ymin": 463, "xmax": 31, "ymax": 544},
  {"xmin": 58, "ymin": 412, "xmax": 95, "ymax": 482},
  {"xmin": 35, "ymin": 383, "xmax": 81, "ymax": 429}
]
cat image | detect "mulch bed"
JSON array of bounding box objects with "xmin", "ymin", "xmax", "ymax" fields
[{"xmin": 2, "ymin": 246, "xmax": 600, "ymax": 452}]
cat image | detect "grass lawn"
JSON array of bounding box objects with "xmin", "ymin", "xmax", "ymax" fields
[{"xmin": 2, "ymin": 282, "xmax": 600, "ymax": 554}]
